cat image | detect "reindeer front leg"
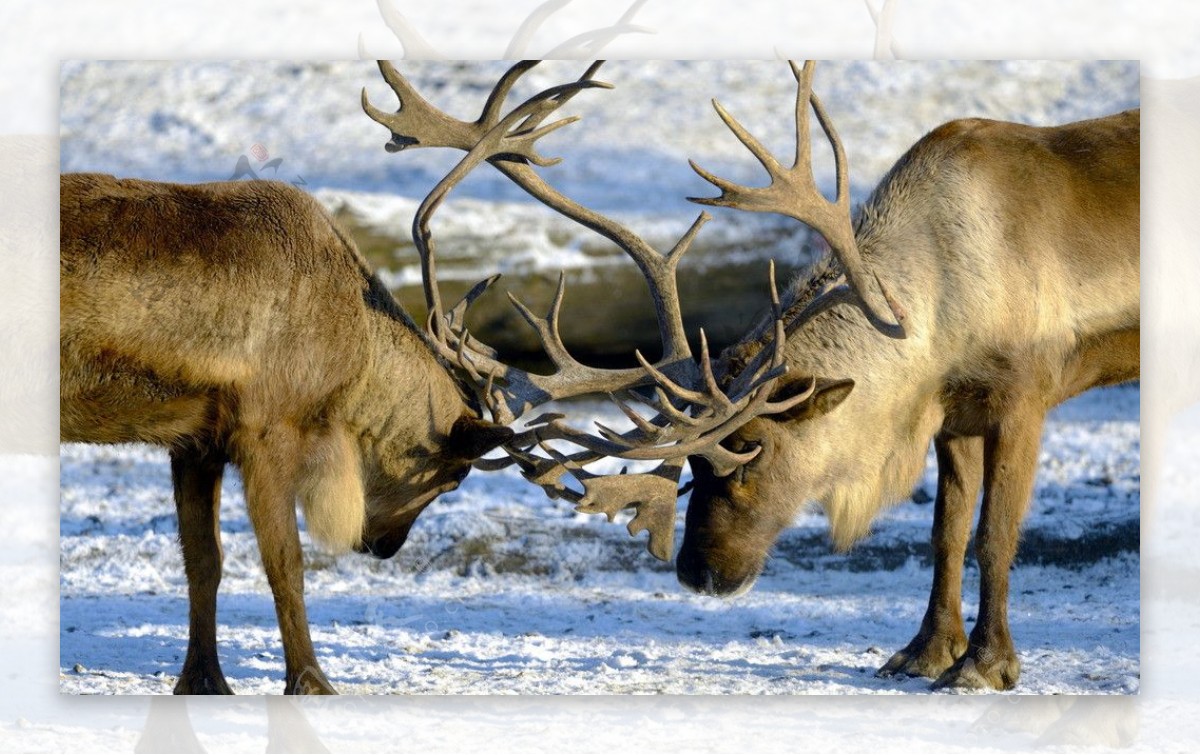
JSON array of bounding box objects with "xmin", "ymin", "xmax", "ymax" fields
[
  {"xmin": 879, "ymin": 433, "xmax": 981, "ymax": 680},
  {"xmin": 934, "ymin": 407, "xmax": 1043, "ymax": 691},
  {"xmin": 239, "ymin": 426, "xmax": 337, "ymax": 695},
  {"xmin": 171, "ymin": 444, "xmax": 234, "ymax": 695}
]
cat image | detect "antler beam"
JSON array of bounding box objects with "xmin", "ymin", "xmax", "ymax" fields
[{"xmin": 689, "ymin": 60, "xmax": 908, "ymax": 339}]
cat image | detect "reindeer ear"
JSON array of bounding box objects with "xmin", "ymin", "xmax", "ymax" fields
[
  {"xmin": 448, "ymin": 415, "xmax": 514, "ymax": 460},
  {"xmin": 768, "ymin": 378, "xmax": 855, "ymax": 423}
]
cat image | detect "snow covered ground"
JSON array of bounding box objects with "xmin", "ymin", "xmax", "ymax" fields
[
  {"xmin": 59, "ymin": 384, "xmax": 1139, "ymax": 695},
  {"xmin": 54, "ymin": 60, "xmax": 1142, "ymax": 697}
]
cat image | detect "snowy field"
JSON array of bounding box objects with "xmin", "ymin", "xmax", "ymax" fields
[
  {"xmin": 53, "ymin": 59, "xmax": 1143, "ymax": 698},
  {"xmin": 59, "ymin": 384, "xmax": 1139, "ymax": 695}
]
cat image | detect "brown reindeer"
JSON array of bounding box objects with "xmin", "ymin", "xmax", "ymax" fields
[
  {"xmin": 668, "ymin": 62, "xmax": 1139, "ymax": 690},
  {"xmin": 60, "ymin": 173, "xmax": 517, "ymax": 694},
  {"xmin": 360, "ymin": 60, "xmax": 1137, "ymax": 692}
]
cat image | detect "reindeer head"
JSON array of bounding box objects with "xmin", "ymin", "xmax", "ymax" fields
[
  {"xmin": 676, "ymin": 375, "xmax": 856, "ymax": 595},
  {"xmin": 356, "ymin": 414, "xmax": 514, "ymax": 559},
  {"xmin": 675, "ymin": 61, "xmax": 909, "ymax": 596}
]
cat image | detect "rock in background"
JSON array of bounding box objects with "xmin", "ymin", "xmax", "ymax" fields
[{"xmin": 325, "ymin": 189, "xmax": 821, "ymax": 363}]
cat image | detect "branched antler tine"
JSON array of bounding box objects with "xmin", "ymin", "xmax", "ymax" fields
[
  {"xmin": 506, "ymin": 290, "xmax": 570, "ymax": 363},
  {"xmin": 762, "ymin": 377, "xmax": 816, "ymax": 414},
  {"xmin": 799, "ymin": 62, "xmax": 906, "ymax": 335},
  {"xmin": 646, "ymin": 386, "xmax": 702, "ymax": 427},
  {"xmin": 697, "ymin": 330, "xmax": 734, "ymax": 412},
  {"xmin": 687, "ymin": 60, "xmax": 907, "ymax": 338},
  {"xmin": 700, "ymin": 443, "xmax": 764, "ymax": 478},
  {"xmin": 769, "ymin": 259, "xmax": 782, "ymax": 318},
  {"xmin": 447, "ymin": 274, "xmax": 501, "ymax": 330},
  {"xmin": 477, "ymin": 60, "xmax": 541, "ymax": 128},
  {"xmin": 362, "ymin": 60, "xmax": 464, "ymax": 149},
  {"xmin": 486, "ymin": 78, "xmax": 611, "ymax": 166},
  {"xmin": 634, "ymin": 350, "xmax": 709, "ymax": 406},
  {"xmin": 711, "ymin": 98, "xmax": 785, "ymax": 177},
  {"xmin": 686, "ymin": 159, "xmax": 755, "ymax": 206},
  {"xmin": 611, "ymin": 392, "xmax": 663, "ymax": 437},
  {"xmin": 541, "ymin": 397, "xmax": 762, "ymax": 463},
  {"xmin": 450, "ymin": 327, "xmax": 505, "ymax": 388},
  {"xmin": 505, "ymin": 272, "xmax": 577, "ymax": 367},
  {"xmin": 789, "ymin": 59, "xmax": 816, "ymax": 172},
  {"xmin": 666, "ymin": 212, "xmax": 711, "ymax": 266},
  {"xmin": 508, "ymin": 61, "xmax": 607, "ymax": 137},
  {"xmin": 513, "ymin": 60, "xmax": 608, "ymax": 136},
  {"xmin": 503, "ymin": 79, "xmax": 613, "ymax": 132}
]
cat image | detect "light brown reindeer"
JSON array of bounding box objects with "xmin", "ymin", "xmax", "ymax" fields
[
  {"xmin": 383, "ymin": 60, "xmax": 1138, "ymax": 691},
  {"xmin": 670, "ymin": 62, "xmax": 1139, "ymax": 690}
]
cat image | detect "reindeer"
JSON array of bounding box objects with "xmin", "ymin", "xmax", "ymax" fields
[
  {"xmin": 371, "ymin": 60, "xmax": 1138, "ymax": 693},
  {"xmin": 668, "ymin": 62, "xmax": 1139, "ymax": 690},
  {"xmin": 60, "ymin": 174, "xmax": 522, "ymax": 694}
]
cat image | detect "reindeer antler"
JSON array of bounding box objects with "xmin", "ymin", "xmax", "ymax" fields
[
  {"xmin": 689, "ymin": 60, "xmax": 908, "ymax": 339},
  {"xmin": 364, "ymin": 61, "xmax": 803, "ymax": 560}
]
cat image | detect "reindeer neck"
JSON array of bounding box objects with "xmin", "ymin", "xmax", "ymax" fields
[{"xmin": 338, "ymin": 274, "xmax": 474, "ymax": 452}]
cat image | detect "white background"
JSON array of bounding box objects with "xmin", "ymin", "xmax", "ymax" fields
[{"xmin": 3, "ymin": 0, "xmax": 1198, "ymax": 751}]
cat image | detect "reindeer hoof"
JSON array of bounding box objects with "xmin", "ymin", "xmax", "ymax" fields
[
  {"xmin": 173, "ymin": 670, "xmax": 233, "ymax": 695},
  {"xmin": 877, "ymin": 631, "xmax": 966, "ymax": 680},
  {"xmin": 286, "ymin": 666, "xmax": 338, "ymax": 695},
  {"xmin": 932, "ymin": 648, "xmax": 1021, "ymax": 691}
]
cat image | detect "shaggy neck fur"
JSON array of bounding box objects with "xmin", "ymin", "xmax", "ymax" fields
[
  {"xmin": 297, "ymin": 263, "xmax": 472, "ymax": 554},
  {"xmin": 733, "ymin": 156, "xmax": 946, "ymax": 551}
]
